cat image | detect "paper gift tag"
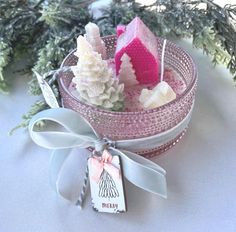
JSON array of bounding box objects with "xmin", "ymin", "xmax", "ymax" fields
[
  {"xmin": 88, "ymin": 150, "xmax": 126, "ymax": 213},
  {"xmin": 33, "ymin": 70, "xmax": 59, "ymax": 108}
]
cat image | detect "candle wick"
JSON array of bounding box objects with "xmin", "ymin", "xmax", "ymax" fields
[{"xmin": 160, "ymin": 39, "xmax": 167, "ymax": 83}]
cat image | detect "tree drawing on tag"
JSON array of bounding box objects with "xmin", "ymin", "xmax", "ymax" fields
[{"xmin": 99, "ymin": 170, "xmax": 119, "ymax": 198}]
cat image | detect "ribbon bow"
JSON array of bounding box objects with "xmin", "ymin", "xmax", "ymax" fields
[
  {"xmin": 89, "ymin": 150, "xmax": 120, "ymax": 183},
  {"xmin": 29, "ymin": 107, "xmax": 191, "ymax": 207}
]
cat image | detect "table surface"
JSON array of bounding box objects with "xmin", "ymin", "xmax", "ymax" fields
[{"xmin": 0, "ymin": 38, "xmax": 236, "ymax": 232}]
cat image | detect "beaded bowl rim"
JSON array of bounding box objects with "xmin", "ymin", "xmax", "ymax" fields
[{"xmin": 58, "ymin": 35, "xmax": 197, "ymax": 116}]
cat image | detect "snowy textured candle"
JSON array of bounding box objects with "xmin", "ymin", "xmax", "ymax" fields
[
  {"xmin": 139, "ymin": 81, "xmax": 176, "ymax": 109},
  {"xmin": 74, "ymin": 34, "xmax": 93, "ymax": 58},
  {"xmin": 84, "ymin": 22, "xmax": 107, "ymax": 59},
  {"xmin": 72, "ymin": 36, "xmax": 124, "ymax": 111}
]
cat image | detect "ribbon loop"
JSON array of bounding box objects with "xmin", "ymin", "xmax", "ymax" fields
[
  {"xmin": 29, "ymin": 108, "xmax": 98, "ymax": 149},
  {"xmin": 28, "ymin": 108, "xmax": 169, "ymax": 205}
]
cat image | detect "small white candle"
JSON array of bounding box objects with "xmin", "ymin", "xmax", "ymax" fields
[
  {"xmin": 85, "ymin": 22, "xmax": 100, "ymax": 38},
  {"xmin": 139, "ymin": 81, "xmax": 176, "ymax": 109},
  {"xmin": 139, "ymin": 39, "xmax": 176, "ymax": 109},
  {"xmin": 84, "ymin": 22, "xmax": 107, "ymax": 59}
]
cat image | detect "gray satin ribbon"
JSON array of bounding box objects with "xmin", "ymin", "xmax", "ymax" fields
[{"xmin": 28, "ymin": 106, "xmax": 192, "ymax": 205}]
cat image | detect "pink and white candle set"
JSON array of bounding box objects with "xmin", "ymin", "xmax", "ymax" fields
[{"xmin": 72, "ymin": 17, "xmax": 177, "ymax": 111}]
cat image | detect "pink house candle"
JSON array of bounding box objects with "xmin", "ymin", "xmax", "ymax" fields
[{"xmin": 115, "ymin": 17, "xmax": 160, "ymax": 85}]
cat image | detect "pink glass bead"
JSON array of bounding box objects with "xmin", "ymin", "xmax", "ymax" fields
[
  {"xmin": 57, "ymin": 35, "xmax": 197, "ymax": 158},
  {"xmin": 115, "ymin": 17, "xmax": 160, "ymax": 85}
]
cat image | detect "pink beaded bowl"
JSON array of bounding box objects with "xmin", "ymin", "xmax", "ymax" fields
[{"xmin": 57, "ymin": 35, "xmax": 197, "ymax": 158}]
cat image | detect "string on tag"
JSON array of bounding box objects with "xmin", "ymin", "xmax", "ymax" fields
[
  {"xmin": 75, "ymin": 137, "xmax": 117, "ymax": 209},
  {"xmin": 33, "ymin": 66, "xmax": 76, "ymax": 109},
  {"xmin": 75, "ymin": 165, "xmax": 90, "ymax": 209}
]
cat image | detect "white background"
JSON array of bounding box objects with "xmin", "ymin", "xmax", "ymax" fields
[{"xmin": 1, "ymin": 1, "xmax": 236, "ymax": 231}]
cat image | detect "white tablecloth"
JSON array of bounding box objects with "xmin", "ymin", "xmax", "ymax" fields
[{"xmin": 1, "ymin": 39, "xmax": 236, "ymax": 232}]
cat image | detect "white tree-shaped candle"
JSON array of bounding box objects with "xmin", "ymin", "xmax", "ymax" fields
[
  {"xmin": 118, "ymin": 53, "xmax": 138, "ymax": 87},
  {"xmin": 84, "ymin": 22, "xmax": 107, "ymax": 60},
  {"xmin": 72, "ymin": 36, "xmax": 124, "ymax": 111}
]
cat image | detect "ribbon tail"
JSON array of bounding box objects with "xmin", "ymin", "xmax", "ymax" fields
[
  {"xmin": 50, "ymin": 148, "xmax": 90, "ymax": 208},
  {"xmin": 109, "ymin": 147, "xmax": 167, "ymax": 198},
  {"xmin": 50, "ymin": 148, "xmax": 72, "ymax": 200}
]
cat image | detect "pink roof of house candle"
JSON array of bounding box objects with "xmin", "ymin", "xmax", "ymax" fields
[{"xmin": 115, "ymin": 17, "xmax": 160, "ymax": 85}]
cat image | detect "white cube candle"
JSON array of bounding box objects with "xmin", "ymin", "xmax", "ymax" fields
[{"xmin": 139, "ymin": 81, "xmax": 176, "ymax": 109}]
